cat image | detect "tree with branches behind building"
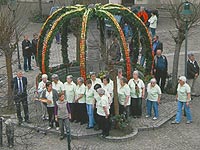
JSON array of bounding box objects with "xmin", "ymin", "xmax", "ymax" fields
[{"xmin": 162, "ymin": 0, "xmax": 200, "ymax": 93}]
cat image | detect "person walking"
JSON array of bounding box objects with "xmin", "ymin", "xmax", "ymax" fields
[
  {"xmin": 172, "ymin": 76, "xmax": 192, "ymax": 124},
  {"xmin": 187, "ymin": 53, "xmax": 199, "ymax": 96},
  {"xmin": 146, "ymin": 78, "xmax": 162, "ymax": 120},
  {"xmin": 54, "ymin": 92, "xmax": 71, "ymax": 140},
  {"xmin": 148, "ymin": 12, "xmax": 158, "ymax": 38},
  {"xmin": 153, "ymin": 49, "xmax": 168, "ymax": 93},
  {"xmin": 22, "ymin": 35, "xmax": 33, "ymax": 72},
  {"xmin": 128, "ymin": 70, "xmax": 145, "ymax": 118},
  {"xmin": 12, "ymin": 71, "xmax": 30, "ymax": 125}
]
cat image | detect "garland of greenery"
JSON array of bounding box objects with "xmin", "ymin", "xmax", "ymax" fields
[
  {"xmin": 41, "ymin": 8, "xmax": 85, "ymax": 73},
  {"xmin": 96, "ymin": 9, "xmax": 131, "ymax": 80},
  {"xmin": 38, "ymin": 7, "xmax": 72, "ymax": 69},
  {"xmin": 37, "ymin": 4, "xmax": 152, "ymax": 81},
  {"xmin": 102, "ymin": 5, "xmax": 153, "ymax": 75}
]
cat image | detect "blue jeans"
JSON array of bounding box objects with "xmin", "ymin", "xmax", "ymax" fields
[
  {"xmin": 150, "ymin": 28, "xmax": 156, "ymax": 38},
  {"xmin": 23, "ymin": 56, "xmax": 31, "ymax": 71},
  {"xmin": 146, "ymin": 99, "xmax": 159, "ymax": 118},
  {"xmin": 175, "ymin": 101, "xmax": 192, "ymax": 123},
  {"xmin": 86, "ymin": 104, "xmax": 95, "ymax": 127},
  {"xmin": 140, "ymin": 55, "xmax": 145, "ymax": 66}
]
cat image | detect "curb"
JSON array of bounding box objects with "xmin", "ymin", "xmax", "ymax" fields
[{"xmin": 103, "ymin": 110, "xmax": 176, "ymax": 142}]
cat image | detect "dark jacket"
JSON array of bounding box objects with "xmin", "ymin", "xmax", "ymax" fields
[
  {"xmin": 12, "ymin": 76, "xmax": 28, "ymax": 96},
  {"xmin": 187, "ymin": 60, "xmax": 199, "ymax": 79},
  {"xmin": 153, "ymin": 40, "xmax": 163, "ymax": 54},
  {"xmin": 41, "ymin": 89, "xmax": 58, "ymax": 106},
  {"xmin": 22, "ymin": 40, "xmax": 32, "ymax": 57},
  {"xmin": 154, "ymin": 55, "xmax": 168, "ymax": 72},
  {"xmin": 32, "ymin": 38, "xmax": 38, "ymax": 56}
]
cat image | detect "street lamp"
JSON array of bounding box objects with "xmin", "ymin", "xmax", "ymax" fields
[
  {"xmin": 177, "ymin": 1, "xmax": 196, "ymax": 76},
  {"xmin": 8, "ymin": 0, "xmax": 21, "ymax": 70}
]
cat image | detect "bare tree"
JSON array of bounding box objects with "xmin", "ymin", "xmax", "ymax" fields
[
  {"xmin": 163, "ymin": 0, "xmax": 200, "ymax": 92},
  {"xmin": 0, "ymin": 4, "xmax": 28, "ymax": 110},
  {"xmin": 38, "ymin": 0, "xmax": 42, "ymax": 17}
]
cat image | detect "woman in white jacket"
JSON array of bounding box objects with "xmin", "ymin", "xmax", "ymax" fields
[{"xmin": 148, "ymin": 12, "xmax": 158, "ymax": 38}]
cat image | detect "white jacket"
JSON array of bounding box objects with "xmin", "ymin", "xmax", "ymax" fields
[{"xmin": 148, "ymin": 15, "xmax": 157, "ymax": 29}]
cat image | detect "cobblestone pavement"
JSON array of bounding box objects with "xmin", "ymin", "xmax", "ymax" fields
[{"xmin": 2, "ymin": 97, "xmax": 199, "ymax": 150}]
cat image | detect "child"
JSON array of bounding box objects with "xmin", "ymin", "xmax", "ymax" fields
[{"xmin": 55, "ymin": 92, "xmax": 71, "ymax": 140}]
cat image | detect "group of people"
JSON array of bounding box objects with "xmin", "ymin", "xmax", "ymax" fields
[
  {"xmin": 22, "ymin": 34, "xmax": 38, "ymax": 72},
  {"xmin": 33, "ymin": 69, "xmax": 166, "ymax": 138},
  {"xmin": 12, "ymin": 51, "xmax": 197, "ymax": 139}
]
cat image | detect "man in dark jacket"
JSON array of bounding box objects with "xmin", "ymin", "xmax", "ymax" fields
[
  {"xmin": 12, "ymin": 71, "xmax": 29, "ymax": 125},
  {"xmin": 187, "ymin": 53, "xmax": 199, "ymax": 96},
  {"xmin": 32, "ymin": 33, "xmax": 38, "ymax": 66},
  {"xmin": 22, "ymin": 35, "xmax": 33, "ymax": 72},
  {"xmin": 152, "ymin": 35, "xmax": 163, "ymax": 55},
  {"xmin": 153, "ymin": 49, "xmax": 168, "ymax": 92}
]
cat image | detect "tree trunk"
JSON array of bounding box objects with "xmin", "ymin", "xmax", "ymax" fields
[
  {"xmin": 109, "ymin": 67, "xmax": 119, "ymax": 115},
  {"xmin": 38, "ymin": 0, "xmax": 42, "ymax": 17},
  {"xmin": 5, "ymin": 53, "xmax": 14, "ymax": 111},
  {"xmin": 171, "ymin": 31, "xmax": 185, "ymax": 93}
]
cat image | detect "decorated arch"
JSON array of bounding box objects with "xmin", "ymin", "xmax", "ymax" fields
[{"xmin": 37, "ymin": 3, "xmax": 153, "ymax": 81}]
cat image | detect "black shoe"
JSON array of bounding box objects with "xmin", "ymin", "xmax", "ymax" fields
[
  {"xmin": 75, "ymin": 120, "xmax": 79, "ymax": 123},
  {"xmin": 80, "ymin": 122, "xmax": 85, "ymax": 125},
  {"xmin": 60, "ymin": 136, "xmax": 65, "ymax": 140},
  {"xmin": 86, "ymin": 126, "xmax": 94, "ymax": 129},
  {"xmin": 29, "ymin": 68, "xmax": 34, "ymax": 71},
  {"xmin": 25, "ymin": 120, "xmax": 31, "ymax": 124}
]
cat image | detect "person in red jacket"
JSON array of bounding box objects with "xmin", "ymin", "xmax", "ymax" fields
[{"xmin": 137, "ymin": 6, "xmax": 148, "ymax": 25}]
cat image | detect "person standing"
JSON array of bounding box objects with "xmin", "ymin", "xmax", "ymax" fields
[
  {"xmin": 54, "ymin": 92, "xmax": 71, "ymax": 140},
  {"xmin": 137, "ymin": 6, "xmax": 148, "ymax": 25},
  {"xmin": 172, "ymin": 76, "xmax": 192, "ymax": 124},
  {"xmin": 37, "ymin": 74, "xmax": 49, "ymax": 120},
  {"xmin": 148, "ymin": 12, "xmax": 158, "ymax": 38},
  {"xmin": 128, "ymin": 71, "xmax": 145, "ymax": 118},
  {"xmin": 22, "ymin": 35, "xmax": 33, "ymax": 72},
  {"xmin": 129, "ymin": 37, "xmax": 139, "ymax": 64},
  {"xmin": 109, "ymin": 37, "xmax": 121, "ymax": 63},
  {"xmin": 146, "ymin": 78, "xmax": 162, "ymax": 120},
  {"xmin": 96, "ymin": 88, "xmax": 110, "ymax": 137},
  {"xmin": 85, "ymin": 79, "xmax": 95, "ymax": 129},
  {"xmin": 41, "ymin": 82, "xmax": 59, "ymax": 130},
  {"xmin": 153, "ymin": 49, "xmax": 168, "ymax": 93},
  {"xmin": 52, "ymin": 74, "xmax": 64, "ymax": 93},
  {"xmin": 12, "ymin": 71, "xmax": 29, "ymax": 125},
  {"xmin": 31, "ymin": 33, "xmax": 38, "ymax": 67},
  {"xmin": 187, "ymin": 53, "xmax": 199, "ymax": 96},
  {"xmin": 74, "ymin": 77, "xmax": 87, "ymax": 125},
  {"xmin": 152, "ymin": 35, "xmax": 163, "ymax": 55},
  {"xmin": 118, "ymin": 77, "xmax": 130, "ymax": 118},
  {"xmin": 90, "ymin": 72, "xmax": 102, "ymax": 89},
  {"xmin": 63, "ymin": 75, "xmax": 76, "ymax": 122}
]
